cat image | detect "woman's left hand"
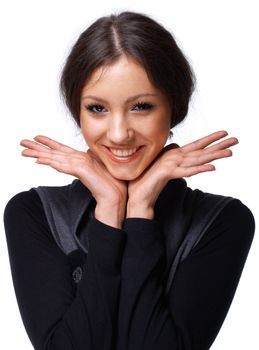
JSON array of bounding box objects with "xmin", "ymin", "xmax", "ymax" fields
[{"xmin": 126, "ymin": 130, "xmax": 239, "ymax": 219}]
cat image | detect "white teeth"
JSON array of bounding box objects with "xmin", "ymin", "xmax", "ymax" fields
[{"xmin": 110, "ymin": 147, "xmax": 138, "ymax": 157}]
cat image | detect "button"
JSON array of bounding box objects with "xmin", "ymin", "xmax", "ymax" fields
[{"xmin": 72, "ymin": 266, "xmax": 83, "ymax": 283}]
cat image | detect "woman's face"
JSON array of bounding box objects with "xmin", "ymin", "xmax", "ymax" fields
[{"xmin": 80, "ymin": 55, "xmax": 172, "ymax": 180}]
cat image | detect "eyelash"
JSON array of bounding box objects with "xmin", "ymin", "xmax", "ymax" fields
[
  {"xmin": 85, "ymin": 101, "xmax": 154, "ymax": 114},
  {"xmin": 132, "ymin": 101, "xmax": 154, "ymax": 111}
]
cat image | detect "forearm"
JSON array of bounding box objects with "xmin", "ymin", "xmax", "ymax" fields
[
  {"xmin": 116, "ymin": 200, "xmax": 255, "ymax": 350},
  {"xmin": 116, "ymin": 218, "xmax": 178, "ymax": 350},
  {"xmin": 59, "ymin": 218, "xmax": 126, "ymax": 349},
  {"xmin": 4, "ymin": 191, "xmax": 127, "ymax": 350}
]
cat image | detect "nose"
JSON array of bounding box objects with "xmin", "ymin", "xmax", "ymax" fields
[{"xmin": 107, "ymin": 114, "xmax": 133, "ymax": 144}]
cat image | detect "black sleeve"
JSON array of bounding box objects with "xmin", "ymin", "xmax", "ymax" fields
[
  {"xmin": 4, "ymin": 189, "xmax": 126, "ymax": 350},
  {"xmin": 116, "ymin": 199, "xmax": 255, "ymax": 350}
]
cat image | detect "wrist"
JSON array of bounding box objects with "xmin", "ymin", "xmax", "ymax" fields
[
  {"xmin": 95, "ymin": 203, "xmax": 125, "ymax": 229},
  {"xmin": 126, "ymin": 202, "xmax": 154, "ymax": 220}
]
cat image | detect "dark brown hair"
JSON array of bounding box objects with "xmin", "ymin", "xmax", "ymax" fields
[{"xmin": 60, "ymin": 11, "xmax": 195, "ymax": 129}]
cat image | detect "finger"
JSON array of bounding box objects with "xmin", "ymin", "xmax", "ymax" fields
[
  {"xmin": 182, "ymin": 149, "xmax": 232, "ymax": 167},
  {"xmin": 34, "ymin": 135, "xmax": 76, "ymax": 153},
  {"xmin": 20, "ymin": 138, "xmax": 74, "ymax": 156},
  {"xmin": 182, "ymin": 164, "xmax": 216, "ymax": 177},
  {"xmin": 20, "ymin": 139, "xmax": 51, "ymax": 152},
  {"xmin": 197, "ymin": 137, "xmax": 238, "ymax": 155},
  {"xmin": 181, "ymin": 130, "xmax": 229, "ymax": 152},
  {"xmin": 22, "ymin": 148, "xmax": 68, "ymax": 159},
  {"xmin": 22, "ymin": 149, "xmax": 46, "ymax": 158}
]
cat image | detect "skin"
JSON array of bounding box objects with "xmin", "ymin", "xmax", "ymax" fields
[
  {"xmin": 80, "ymin": 55, "xmax": 172, "ymax": 181},
  {"xmin": 20, "ymin": 55, "xmax": 239, "ymax": 229}
]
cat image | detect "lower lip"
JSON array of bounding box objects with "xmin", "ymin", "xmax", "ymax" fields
[{"xmin": 104, "ymin": 146, "xmax": 144, "ymax": 163}]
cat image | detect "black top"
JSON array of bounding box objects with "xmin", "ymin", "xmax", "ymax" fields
[{"xmin": 4, "ymin": 189, "xmax": 255, "ymax": 350}]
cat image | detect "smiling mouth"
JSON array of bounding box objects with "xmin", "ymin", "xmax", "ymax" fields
[
  {"xmin": 104, "ymin": 146, "xmax": 144, "ymax": 162},
  {"xmin": 109, "ymin": 147, "xmax": 141, "ymax": 157}
]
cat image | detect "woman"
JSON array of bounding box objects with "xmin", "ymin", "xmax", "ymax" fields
[{"xmin": 4, "ymin": 11, "xmax": 255, "ymax": 350}]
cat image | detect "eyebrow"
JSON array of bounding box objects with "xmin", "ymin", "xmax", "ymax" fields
[{"xmin": 81, "ymin": 93, "xmax": 158, "ymax": 104}]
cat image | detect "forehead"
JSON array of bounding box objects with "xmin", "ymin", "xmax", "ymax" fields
[{"xmin": 81, "ymin": 55, "xmax": 158, "ymax": 96}]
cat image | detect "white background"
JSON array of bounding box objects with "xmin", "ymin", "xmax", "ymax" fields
[{"xmin": 0, "ymin": 0, "xmax": 258, "ymax": 349}]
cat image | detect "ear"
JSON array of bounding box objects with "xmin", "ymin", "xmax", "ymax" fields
[{"xmin": 168, "ymin": 130, "xmax": 174, "ymax": 140}]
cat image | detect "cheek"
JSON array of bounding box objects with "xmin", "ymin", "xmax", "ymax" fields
[
  {"xmin": 146, "ymin": 116, "xmax": 171, "ymax": 144},
  {"xmin": 80, "ymin": 117, "xmax": 103, "ymax": 145}
]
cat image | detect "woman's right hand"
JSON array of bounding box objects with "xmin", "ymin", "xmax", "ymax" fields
[{"xmin": 20, "ymin": 135, "xmax": 127, "ymax": 228}]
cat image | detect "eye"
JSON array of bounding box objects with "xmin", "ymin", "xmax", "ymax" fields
[
  {"xmin": 131, "ymin": 101, "xmax": 154, "ymax": 112},
  {"xmin": 85, "ymin": 103, "xmax": 106, "ymax": 114}
]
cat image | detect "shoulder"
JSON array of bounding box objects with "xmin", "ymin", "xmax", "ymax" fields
[
  {"xmin": 186, "ymin": 184, "xmax": 255, "ymax": 232},
  {"xmin": 3, "ymin": 180, "xmax": 89, "ymax": 240},
  {"xmin": 193, "ymin": 197, "xmax": 255, "ymax": 257},
  {"xmin": 217, "ymin": 198, "xmax": 255, "ymax": 241},
  {"xmin": 183, "ymin": 184, "xmax": 255, "ymax": 249},
  {"xmin": 3, "ymin": 189, "xmax": 52, "ymax": 254},
  {"xmin": 3, "ymin": 184, "xmax": 70, "ymax": 245},
  {"xmin": 4, "ymin": 189, "xmax": 43, "ymax": 220},
  {"xmin": 4, "ymin": 189, "xmax": 49, "ymax": 239},
  {"xmin": 4, "ymin": 188, "xmax": 72, "ymax": 267},
  {"xmin": 223, "ymin": 197, "xmax": 254, "ymax": 221},
  {"xmin": 4, "ymin": 180, "xmax": 79, "ymax": 219}
]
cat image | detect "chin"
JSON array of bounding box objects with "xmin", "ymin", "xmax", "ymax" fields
[
  {"xmin": 116, "ymin": 175, "xmax": 139, "ymax": 181},
  {"xmin": 108, "ymin": 168, "xmax": 142, "ymax": 181}
]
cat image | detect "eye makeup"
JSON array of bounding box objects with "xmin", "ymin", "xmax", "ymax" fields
[
  {"xmin": 131, "ymin": 101, "xmax": 154, "ymax": 111},
  {"xmin": 84, "ymin": 101, "xmax": 154, "ymax": 114},
  {"xmin": 85, "ymin": 104, "xmax": 106, "ymax": 114}
]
